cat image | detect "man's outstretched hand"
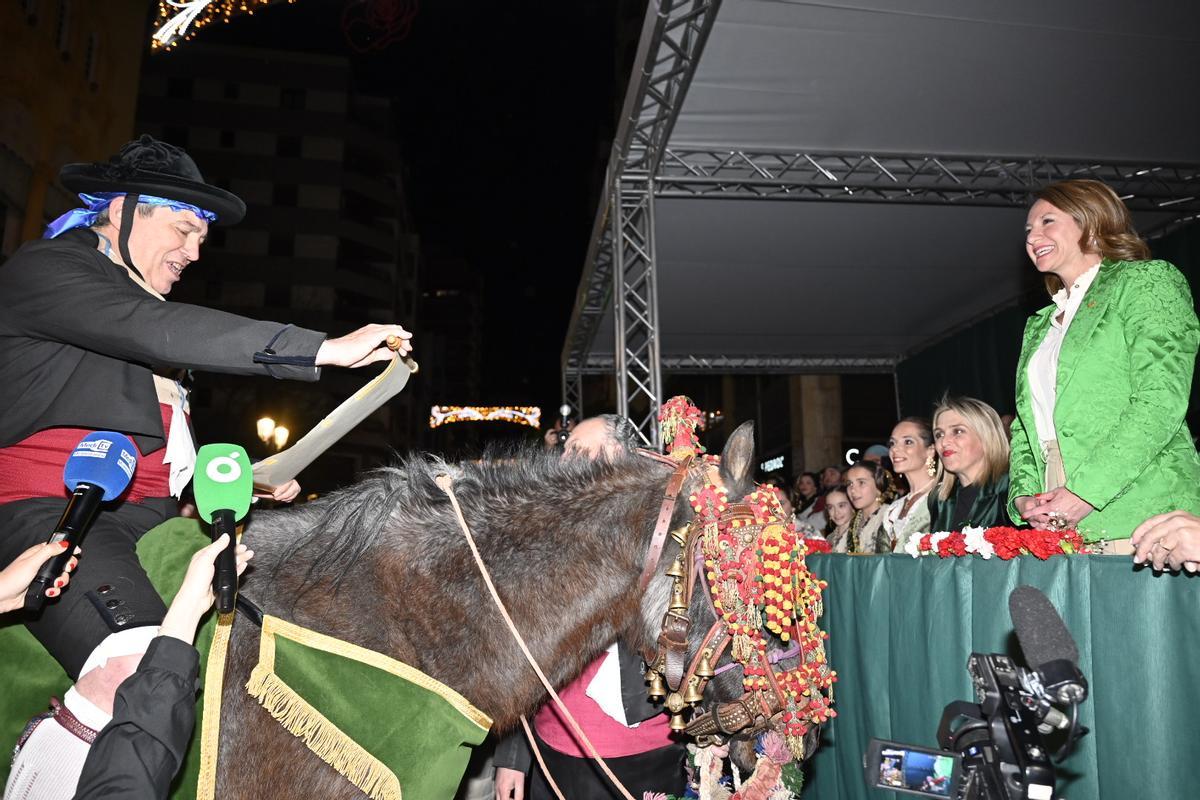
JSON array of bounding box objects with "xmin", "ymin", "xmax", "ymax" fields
[{"xmin": 316, "ymin": 324, "xmax": 413, "ymax": 368}]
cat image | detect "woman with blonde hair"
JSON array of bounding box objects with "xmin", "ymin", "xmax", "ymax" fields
[
  {"xmin": 1010, "ymin": 179, "xmax": 1200, "ymax": 546},
  {"xmin": 928, "ymin": 397, "xmax": 1011, "ymax": 531}
]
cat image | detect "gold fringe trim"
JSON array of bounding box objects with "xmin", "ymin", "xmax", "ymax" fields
[
  {"xmin": 257, "ymin": 615, "xmax": 491, "ymax": 731},
  {"xmin": 247, "ymin": 665, "xmax": 402, "ymax": 800},
  {"xmin": 197, "ymin": 611, "xmax": 235, "ymax": 800}
]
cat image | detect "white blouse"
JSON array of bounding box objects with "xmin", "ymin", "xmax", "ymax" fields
[
  {"xmin": 884, "ymin": 489, "xmax": 932, "ymax": 552},
  {"xmin": 1027, "ymin": 262, "xmax": 1102, "ymax": 444}
]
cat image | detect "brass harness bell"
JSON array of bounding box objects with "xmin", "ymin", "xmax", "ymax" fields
[{"xmin": 695, "ymin": 650, "xmax": 715, "ymax": 679}]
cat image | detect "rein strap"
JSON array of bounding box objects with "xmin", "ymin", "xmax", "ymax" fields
[
  {"xmin": 434, "ymin": 473, "xmax": 636, "ymax": 800},
  {"xmin": 637, "ymin": 455, "xmax": 694, "ymax": 592}
]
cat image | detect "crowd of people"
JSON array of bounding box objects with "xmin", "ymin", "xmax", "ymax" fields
[
  {"xmin": 780, "ymin": 396, "xmax": 1014, "ymax": 554},
  {"xmin": 2, "ymin": 137, "xmax": 1200, "ymax": 800}
]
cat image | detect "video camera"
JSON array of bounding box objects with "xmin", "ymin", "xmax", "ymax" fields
[{"xmin": 864, "ymin": 586, "xmax": 1089, "ymax": 800}]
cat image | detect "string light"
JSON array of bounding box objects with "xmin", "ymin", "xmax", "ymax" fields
[
  {"xmin": 429, "ymin": 406, "xmax": 542, "ymax": 430},
  {"xmin": 151, "ymin": 0, "xmax": 299, "ymax": 51}
]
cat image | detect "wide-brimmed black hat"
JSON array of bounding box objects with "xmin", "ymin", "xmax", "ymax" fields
[{"xmin": 59, "ymin": 134, "xmax": 245, "ymax": 225}]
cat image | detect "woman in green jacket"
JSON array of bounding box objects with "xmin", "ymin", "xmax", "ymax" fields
[{"xmin": 1009, "ymin": 179, "xmax": 1200, "ymax": 546}]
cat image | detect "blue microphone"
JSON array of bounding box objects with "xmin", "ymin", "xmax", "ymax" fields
[{"xmin": 24, "ymin": 431, "xmax": 138, "ymax": 612}]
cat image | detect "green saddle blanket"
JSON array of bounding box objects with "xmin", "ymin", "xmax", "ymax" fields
[{"xmin": 0, "ymin": 518, "xmax": 491, "ymax": 800}]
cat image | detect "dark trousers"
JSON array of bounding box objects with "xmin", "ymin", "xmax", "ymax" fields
[
  {"xmin": 0, "ymin": 496, "xmax": 172, "ymax": 678},
  {"xmin": 528, "ymin": 733, "xmax": 687, "ymax": 800}
]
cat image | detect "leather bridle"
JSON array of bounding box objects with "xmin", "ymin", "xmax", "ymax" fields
[
  {"xmin": 635, "ymin": 451, "xmax": 695, "ymax": 593},
  {"xmin": 638, "ymin": 460, "xmax": 816, "ymax": 744}
]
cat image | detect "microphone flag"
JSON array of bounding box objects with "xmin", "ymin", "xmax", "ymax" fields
[{"xmin": 193, "ymin": 444, "xmax": 253, "ymax": 613}]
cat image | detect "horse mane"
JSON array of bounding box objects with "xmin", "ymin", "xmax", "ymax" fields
[{"xmin": 270, "ymin": 443, "xmax": 668, "ymax": 594}]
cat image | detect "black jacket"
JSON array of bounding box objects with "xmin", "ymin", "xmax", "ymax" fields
[
  {"xmin": 927, "ymin": 473, "xmax": 1011, "ymax": 531},
  {"xmin": 73, "ymin": 635, "xmax": 199, "ymax": 800},
  {"xmin": 0, "ymin": 229, "xmax": 325, "ymax": 456}
]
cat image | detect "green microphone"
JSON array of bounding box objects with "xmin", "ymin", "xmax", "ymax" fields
[{"xmin": 193, "ymin": 444, "xmax": 254, "ymax": 613}]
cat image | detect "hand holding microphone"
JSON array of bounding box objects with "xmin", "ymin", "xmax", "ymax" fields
[
  {"xmin": 193, "ymin": 445, "xmax": 254, "ymax": 614},
  {"xmin": 2, "ymin": 542, "xmax": 80, "ymax": 613},
  {"xmin": 25, "ymin": 431, "xmax": 138, "ymax": 612}
]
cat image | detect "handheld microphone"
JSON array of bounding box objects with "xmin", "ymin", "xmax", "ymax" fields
[
  {"xmin": 25, "ymin": 432, "xmax": 138, "ymax": 612},
  {"xmin": 193, "ymin": 445, "xmax": 254, "ymax": 614},
  {"xmin": 1008, "ymin": 585, "xmax": 1087, "ymax": 704}
]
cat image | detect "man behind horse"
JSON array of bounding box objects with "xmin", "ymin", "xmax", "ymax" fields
[
  {"xmin": 0, "ymin": 135, "xmax": 412, "ymax": 794},
  {"xmin": 493, "ymin": 414, "xmax": 687, "ymax": 800}
]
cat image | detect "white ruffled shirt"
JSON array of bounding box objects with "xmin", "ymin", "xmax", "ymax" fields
[
  {"xmin": 584, "ymin": 642, "xmax": 640, "ymax": 727},
  {"xmin": 109, "ymin": 255, "xmax": 197, "ymax": 497},
  {"xmin": 1027, "ymin": 262, "xmax": 1101, "ymax": 445}
]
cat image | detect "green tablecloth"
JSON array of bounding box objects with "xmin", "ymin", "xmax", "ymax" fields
[{"xmin": 802, "ymin": 554, "xmax": 1200, "ymax": 800}]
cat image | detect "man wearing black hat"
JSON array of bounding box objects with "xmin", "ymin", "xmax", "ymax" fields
[{"xmin": 0, "ymin": 136, "xmax": 413, "ymax": 791}]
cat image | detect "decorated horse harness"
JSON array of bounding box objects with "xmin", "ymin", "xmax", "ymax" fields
[{"xmin": 638, "ymin": 403, "xmax": 836, "ymax": 763}]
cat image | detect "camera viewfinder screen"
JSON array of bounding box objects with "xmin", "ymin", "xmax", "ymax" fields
[{"xmin": 877, "ymin": 747, "xmax": 956, "ymax": 797}]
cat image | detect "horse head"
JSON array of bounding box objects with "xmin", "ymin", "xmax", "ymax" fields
[{"xmin": 632, "ymin": 421, "xmax": 834, "ymax": 771}]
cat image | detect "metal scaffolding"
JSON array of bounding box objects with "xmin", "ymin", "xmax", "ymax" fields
[
  {"xmin": 561, "ymin": 205, "xmax": 612, "ymax": 419},
  {"xmin": 580, "ymin": 353, "xmax": 898, "ymax": 374},
  {"xmin": 612, "ymin": 174, "xmax": 662, "ymax": 446},
  {"xmin": 561, "ymin": 0, "xmax": 721, "ymax": 445},
  {"xmin": 655, "ymin": 150, "xmax": 1200, "ymax": 211},
  {"xmin": 561, "ymin": 3, "xmax": 1200, "ymax": 434}
]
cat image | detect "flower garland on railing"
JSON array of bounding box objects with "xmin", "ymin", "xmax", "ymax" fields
[{"xmin": 903, "ymin": 526, "xmax": 1089, "ymax": 560}]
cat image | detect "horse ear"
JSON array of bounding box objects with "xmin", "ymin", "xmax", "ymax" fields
[{"xmin": 719, "ymin": 421, "xmax": 756, "ymax": 499}]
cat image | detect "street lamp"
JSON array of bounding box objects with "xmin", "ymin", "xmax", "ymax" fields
[{"xmin": 257, "ymin": 417, "xmax": 289, "ymax": 451}]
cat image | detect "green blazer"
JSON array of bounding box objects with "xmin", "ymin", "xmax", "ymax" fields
[{"xmin": 1008, "ymin": 259, "xmax": 1200, "ymax": 540}]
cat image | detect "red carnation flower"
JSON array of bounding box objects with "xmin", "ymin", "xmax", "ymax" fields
[{"xmin": 936, "ymin": 532, "xmax": 968, "ymax": 557}]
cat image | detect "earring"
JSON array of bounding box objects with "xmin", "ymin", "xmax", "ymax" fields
[{"xmin": 925, "ymin": 454, "xmax": 937, "ymax": 477}]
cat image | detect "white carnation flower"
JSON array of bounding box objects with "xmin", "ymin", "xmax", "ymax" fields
[
  {"xmin": 962, "ymin": 526, "xmax": 994, "ymax": 559},
  {"xmin": 904, "ymin": 534, "xmax": 924, "ymax": 558}
]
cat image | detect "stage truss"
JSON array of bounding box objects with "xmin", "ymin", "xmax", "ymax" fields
[
  {"xmin": 654, "ymin": 151, "xmax": 1200, "ymax": 211},
  {"xmin": 563, "ymin": 1, "xmax": 1200, "ymax": 445},
  {"xmin": 563, "ymin": 0, "xmax": 720, "ymax": 446},
  {"xmin": 578, "ymin": 354, "xmax": 897, "ymax": 375}
]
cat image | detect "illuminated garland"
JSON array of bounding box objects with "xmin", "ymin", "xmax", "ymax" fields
[
  {"xmin": 151, "ymin": 0, "xmax": 297, "ymax": 51},
  {"xmin": 427, "ymin": 406, "xmax": 541, "ymax": 429}
]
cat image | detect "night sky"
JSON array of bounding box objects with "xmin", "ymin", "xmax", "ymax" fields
[{"xmin": 201, "ymin": 0, "xmax": 634, "ymax": 410}]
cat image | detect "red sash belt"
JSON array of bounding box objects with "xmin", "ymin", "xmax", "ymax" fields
[{"xmin": 0, "ymin": 405, "xmax": 176, "ymax": 504}]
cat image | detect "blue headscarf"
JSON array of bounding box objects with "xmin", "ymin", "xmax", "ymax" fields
[{"xmin": 43, "ymin": 192, "xmax": 218, "ymax": 239}]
